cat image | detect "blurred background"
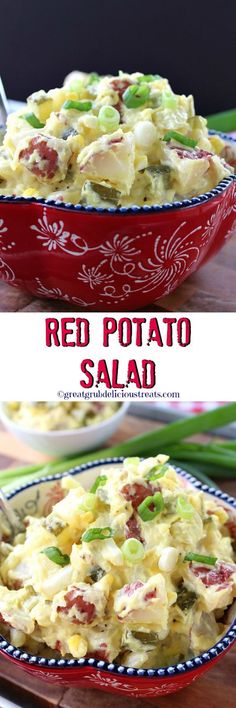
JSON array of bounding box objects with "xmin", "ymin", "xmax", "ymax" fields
[{"xmin": 1, "ymin": 0, "xmax": 235, "ymax": 116}]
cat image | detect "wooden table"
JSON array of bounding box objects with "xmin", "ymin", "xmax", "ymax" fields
[
  {"xmin": 0, "ymin": 232, "xmax": 236, "ymax": 312},
  {"xmin": 0, "ymin": 413, "xmax": 235, "ymax": 707}
]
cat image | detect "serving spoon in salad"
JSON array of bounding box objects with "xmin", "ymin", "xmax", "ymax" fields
[
  {"xmin": 0, "ymin": 76, "xmax": 8, "ymax": 126},
  {"xmin": 0, "ymin": 488, "xmax": 24, "ymax": 540},
  {"xmin": 0, "ymin": 75, "xmax": 8, "ymax": 146}
]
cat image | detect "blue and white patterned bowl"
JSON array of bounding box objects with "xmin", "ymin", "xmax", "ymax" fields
[{"xmin": 0, "ymin": 459, "xmax": 235, "ymax": 697}]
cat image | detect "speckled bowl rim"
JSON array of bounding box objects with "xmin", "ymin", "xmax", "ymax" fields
[
  {"xmin": 0, "ymin": 131, "xmax": 235, "ymax": 215},
  {"xmin": 0, "ymin": 457, "xmax": 235, "ymax": 679}
]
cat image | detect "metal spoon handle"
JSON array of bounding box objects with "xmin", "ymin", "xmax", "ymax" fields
[
  {"xmin": 0, "ymin": 489, "xmax": 22, "ymax": 536},
  {"xmin": 0, "ymin": 76, "xmax": 9, "ymax": 127}
]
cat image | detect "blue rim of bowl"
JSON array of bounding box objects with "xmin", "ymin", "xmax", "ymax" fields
[
  {"xmin": 0, "ymin": 457, "xmax": 235, "ymax": 678},
  {"xmin": 0, "ymin": 131, "xmax": 235, "ymax": 216}
]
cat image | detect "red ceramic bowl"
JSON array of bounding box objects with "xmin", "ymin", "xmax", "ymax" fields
[
  {"xmin": 0, "ymin": 458, "xmax": 235, "ymax": 697},
  {"xmin": 0, "ymin": 132, "xmax": 235, "ymax": 311}
]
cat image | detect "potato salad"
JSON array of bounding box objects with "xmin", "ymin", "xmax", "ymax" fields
[
  {"xmin": 0, "ymin": 456, "xmax": 235, "ymax": 668},
  {"xmin": 5, "ymin": 401, "xmax": 120, "ymax": 432},
  {"xmin": 0, "ymin": 72, "xmax": 233, "ymax": 207}
]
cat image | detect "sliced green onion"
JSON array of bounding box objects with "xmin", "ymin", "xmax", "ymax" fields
[
  {"xmin": 184, "ymin": 552, "xmax": 217, "ymax": 565},
  {"xmin": 121, "ymin": 537, "xmax": 145, "ymax": 564},
  {"xmin": 2, "ymin": 403, "xmax": 236, "ymax": 494},
  {"xmin": 41, "ymin": 547, "xmax": 70, "ymax": 566},
  {"xmin": 123, "ymin": 84, "xmax": 150, "ymax": 109},
  {"xmin": 90, "ymin": 475, "xmax": 107, "ymax": 494},
  {"xmin": 63, "ymin": 100, "xmax": 92, "ymax": 112},
  {"xmin": 177, "ymin": 495, "xmax": 194, "ymax": 520},
  {"xmin": 146, "ymin": 464, "xmax": 169, "ymax": 481},
  {"xmin": 87, "ymin": 72, "xmax": 100, "ymax": 85},
  {"xmin": 82, "ymin": 527, "xmax": 114, "ymax": 542},
  {"xmin": 67, "ymin": 79, "xmax": 84, "ymax": 94},
  {"xmin": 22, "ymin": 113, "xmax": 45, "ymax": 128},
  {"xmin": 124, "ymin": 457, "xmax": 140, "ymax": 467},
  {"xmin": 138, "ymin": 492, "xmax": 164, "ymax": 521},
  {"xmin": 161, "ymin": 92, "xmax": 178, "ymax": 110},
  {"xmin": 98, "ymin": 105, "xmax": 120, "ymax": 132},
  {"xmin": 138, "ymin": 74, "xmax": 161, "ymax": 83},
  {"xmin": 138, "ymin": 74, "xmax": 154, "ymax": 83},
  {"xmin": 163, "ymin": 130, "xmax": 197, "ymax": 148},
  {"xmin": 77, "ymin": 493, "xmax": 97, "ymax": 512}
]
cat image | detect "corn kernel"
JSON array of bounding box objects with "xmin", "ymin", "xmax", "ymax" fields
[{"xmin": 68, "ymin": 634, "xmax": 87, "ymax": 658}]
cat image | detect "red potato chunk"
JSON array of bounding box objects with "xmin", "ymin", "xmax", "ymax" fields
[
  {"xmin": 114, "ymin": 575, "xmax": 168, "ymax": 626},
  {"xmin": 110, "ymin": 78, "xmax": 132, "ymax": 99},
  {"xmin": 124, "ymin": 580, "xmax": 144, "ymax": 596},
  {"xmin": 56, "ymin": 577, "xmax": 110, "ymax": 625},
  {"xmin": 190, "ymin": 561, "xmax": 236, "ymax": 587},
  {"xmin": 171, "ymin": 146, "xmax": 213, "ymax": 160},
  {"xmin": 18, "ymin": 134, "xmax": 71, "ymax": 182},
  {"xmin": 167, "ymin": 146, "xmax": 212, "ymax": 195},
  {"xmin": 57, "ymin": 587, "xmax": 96, "ymax": 624},
  {"xmin": 121, "ymin": 482, "xmax": 156, "ymax": 510},
  {"xmin": 110, "ymin": 78, "xmax": 132, "ymax": 116},
  {"xmin": 125, "ymin": 513, "xmax": 143, "ymax": 542},
  {"xmin": 78, "ymin": 130, "xmax": 135, "ymax": 193}
]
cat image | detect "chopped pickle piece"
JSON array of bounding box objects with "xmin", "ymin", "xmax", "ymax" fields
[
  {"xmin": 44, "ymin": 515, "xmax": 68, "ymax": 536},
  {"xmin": 146, "ymin": 165, "xmax": 171, "ymax": 188},
  {"xmin": 81, "ymin": 180, "xmax": 121, "ymax": 207},
  {"xmin": 89, "ymin": 566, "xmax": 106, "ymax": 582},
  {"xmin": 177, "ymin": 584, "xmax": 197, "ymax": 611},
  {"xmin": 62, "ymin": 128, "xmax": 78, "ymax": 140},
  {"xmin": 131, "ymin": 631, "xmax": 159, "ymax": 644}
]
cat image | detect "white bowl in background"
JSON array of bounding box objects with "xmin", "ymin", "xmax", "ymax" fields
[{"xmin": 0, "ymin": 402, "xmax": 129, "ymax": 456}]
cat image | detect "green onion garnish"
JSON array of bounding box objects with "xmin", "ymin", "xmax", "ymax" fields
[
  {"xmin": 123, "ymin": 84, "xmax": 150, "ymax": 109},
  {"xmin": 184, "ymin": 552, "xmax": 217, "ymax": 565},
  {"xmin": 138, "ymin": 74, "xmax": 161, "ymax": 83},
  {"xmin": 138, "ymin": 75, "xmax": 153, "ymax": 83},
  {"xmin": 138, "ymin": 492, "xmax": 164, "ymax": 521},
  {"xmin": 124, "ymin": 457, "xmax": 140, "ymax": 466},
  {"xmin": 41, "ymin": 547, "xmax": 70, "ymax": 566},
  {"xmin": 63, "ymin": 100, "xmax": 92, "ymax": 112},
  {"xmin": 98, "ymin": 105, "xmax": 120, "ymax": 132},
  {"xmin": 163, "ymin": 130, "xmax": 197, "ymax": 148},
  {"xmin": 90, "ymin": 475, "xmax": 107, "ymax": 494},
  {"xmin": 2, "ymin": 404, "xmax": 236, "ymax": 494},
  {"xmin": 177, "ymin": 495, "xmax": 194, "ymax": 520},
  {"xmin": 87, "ymin": 72, "xmax": 100, "ymax": 85},
  {"xmin": 161, "ymin": 92, "xmax": 178, "ymax": 110},
  {"xmin": 146, "ymin": 464, "xmax": 169, "ymax": 481},
  {"xmin": 121, "ymin": 538, "xmax": 145, "ymax": 564},
  {"xmin": 82, "ymin": 527, "xmax": 114, "ymax": 542},
  {"xmin": 67, "ymin": 79, "xmax": 84, "ymax": 94},
  {"xmin": 77, "ymin": 493, "xmax": 97, "ymax": 512},
  {"xmin": 22, "ymin": 113, "xmax": 45, "ymax": 128}
]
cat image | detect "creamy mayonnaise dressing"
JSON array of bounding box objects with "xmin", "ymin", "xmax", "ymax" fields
[
  {"xmin": 0, "ymin": 72, "xmax": 233, "ymax": 207},
  {"xmin": 0, "ymin": 456, "xmax": 235, "ymax": 667}
]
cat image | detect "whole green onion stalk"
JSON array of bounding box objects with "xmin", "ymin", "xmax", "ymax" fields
[{"xmin": 1, "ymin": 403, "xmax": 236, "ymax": 492}]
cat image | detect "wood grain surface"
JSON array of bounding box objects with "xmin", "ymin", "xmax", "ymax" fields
[
  {"xmin": 0, "ymin": 232, "xmax": 236, "ymax": 313},
  {"xmin": 0, "ymin": 412, "xmax": 235, "ymax": 707}
]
